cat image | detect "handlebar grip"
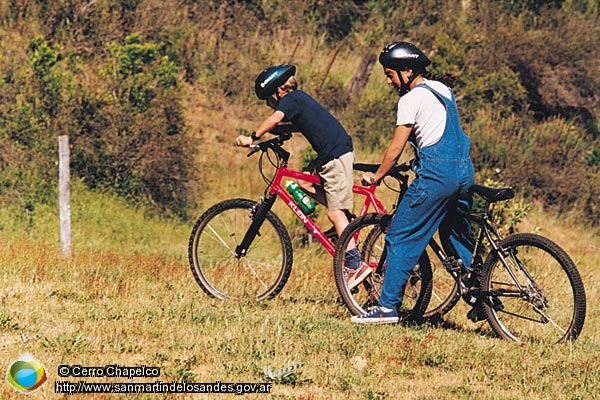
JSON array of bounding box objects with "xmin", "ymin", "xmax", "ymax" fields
[
  {"xmin": 353, "ymin": 162, "xmax": 412, "ymax": 177},
  {"xmin": 359, "ymin": 178, "xmax": 373, "ymax": 187},
  {"xmin": 247, "ymin": 145, "xmax": 260, "ymax": 157},
  {"xmin": 353, "ymin": 163, "xmax": 378, "ymax": 173}
]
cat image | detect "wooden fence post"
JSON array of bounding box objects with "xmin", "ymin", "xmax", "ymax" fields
[
  {"xmin": 318, "ymin": 45, "xmax": 341, "ymax": 91},
  {"xmin": 58, "ymin": 135, "xmax": 71, "ymax": 257}
]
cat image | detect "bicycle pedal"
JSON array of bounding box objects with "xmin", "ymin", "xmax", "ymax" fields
[
  {"xmin": 467, "ymin": 305, "xmax": 486, "ymax": 322},
  {"xmin": 444, "ymin": 256, "xmax": 463, "ymax": 274},
  {"xmin": 462, "ymin": 288, "xmax": 479, "ymax": 304},
  {"xmin": 323, "ymin": 226, "xmax": 338, "ymax": 239}
]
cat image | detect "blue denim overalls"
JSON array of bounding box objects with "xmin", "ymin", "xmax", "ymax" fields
[{"xmin": 379, "ymin": 83, "xmax": 475, "ymax": 310}]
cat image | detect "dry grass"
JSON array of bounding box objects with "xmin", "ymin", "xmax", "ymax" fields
[{"xmin": 1, "ymin": 188, "xmax": 599, "ymax": 399}]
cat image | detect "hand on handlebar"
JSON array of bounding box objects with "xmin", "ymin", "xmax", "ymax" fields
[
  {"xmin": 235, "ymin": 135, "xmax": 253, "ymax": 147},
  {"xmin": 361, "ymin": 172, "xmax": 378, "ymax": 186}
]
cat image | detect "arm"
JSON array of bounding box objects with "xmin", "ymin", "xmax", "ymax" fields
[
  {"xmin": 363, "ymin": 124, "xmax": 412, "ymax": 185},
  {"xmin": 235, "ymin": 110, "xmax": 286, "ymax": 147}
]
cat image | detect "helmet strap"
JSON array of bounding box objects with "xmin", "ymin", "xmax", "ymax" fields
[{"xmin": 398, "ymin": 69, "xmax": 419, "ymax": 96}]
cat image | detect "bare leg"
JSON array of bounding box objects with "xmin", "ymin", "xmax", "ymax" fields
[
  {"xmin": 328, "ymin": 209, "xmax": 349, "ymax": 236},
  {"xmin": 298, "ymin": 173, "xmax": 356, "ymax": 250}
]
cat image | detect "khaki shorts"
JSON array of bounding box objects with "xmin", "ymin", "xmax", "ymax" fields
[{"xmin": 319, "ymin": 152, "xmax": 355, "ymax": 211}]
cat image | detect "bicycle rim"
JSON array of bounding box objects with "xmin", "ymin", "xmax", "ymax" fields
[
  {"xmin": 188, "ymin": 199, "xmax": 293, "ymax": 300},
  {"xmin": 481, "ymin": 233, "xmax": 586, "ymax": 343},
  {"xmin": 333, "ymin": 213, "xmax": 432, "ymax": 323}
]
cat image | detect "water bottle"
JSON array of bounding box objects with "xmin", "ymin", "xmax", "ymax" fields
[{"xmin": 285, "ymin": 180, "xmax": 316, "ymax": 215}]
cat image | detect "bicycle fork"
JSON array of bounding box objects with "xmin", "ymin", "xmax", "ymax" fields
[{"xmin": 235, "ymin": 194, "xmax": 277, "ymax": 258}]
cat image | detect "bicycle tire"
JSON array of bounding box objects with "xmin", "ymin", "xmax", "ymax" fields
[
  {"xmin": 479, "ymin": 233, "xmax": 586, "ymax": 343},
  {"xmin": 188, "ymin": 198, "xmax": 293, "ymax": 300},
  {"xmin": 333, "ymin": 213, "xmax": 433, "ymax": 323}
]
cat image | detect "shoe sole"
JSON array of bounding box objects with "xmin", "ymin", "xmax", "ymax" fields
[{"xmin": 350, "ymin": 316, "xmax": 399, "ymax": 324}]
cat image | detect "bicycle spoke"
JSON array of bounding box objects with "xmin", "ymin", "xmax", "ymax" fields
[
  {"xmin": 332, "ymin": 213, "xmax": 432, "ymax": 321},
  {"xmin": 206, "ymin": 223, "xmax": 238, "ymax": 255},
  {"xmin": 242, "ymin": 259, "xmax": 274, "ymax": 290},
  {"xmin": 189, "ymin": 199, "xmax": 293, "ymax": 300},
  {"xmin": 422, "ymin": 248, "xmax": 460, "ymax": 320},
  {"xmin": 481, "ymin": 234, "xmax": 585, "ymax": 343}
]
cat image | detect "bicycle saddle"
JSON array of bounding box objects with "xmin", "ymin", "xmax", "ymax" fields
[{"xmin": 470, "ymin": 185, "xmax": 514, "ymax": 203}]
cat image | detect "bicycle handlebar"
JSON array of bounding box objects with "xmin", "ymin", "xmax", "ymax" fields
[
  {"xmin": 246, "ymin": 123, "xmax": 299, "ymax": 156},
  {"xmin": 245, "ymin": 124, "xmax": 412, "ymax": 188},
  {"xmin": 246, "ymin": 127, "xmax": 293, "ymax": 160},
  {"xmin": 354, "ymin": 162, "xmax": 412, "ymax": 187},
  {"xmin": 354, "ymin": 162, "xmax": 411, "ymax": 175}
]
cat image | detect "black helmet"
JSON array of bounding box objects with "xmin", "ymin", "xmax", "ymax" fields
[
  {"xmin": 378, "ymin": 42, "xmax": 431, "ymax": 72},
  {"xmin": 254, "ymin": 64, "xmax": 296, "ymax": 100}
]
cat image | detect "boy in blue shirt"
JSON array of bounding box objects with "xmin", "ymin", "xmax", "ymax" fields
[{"xmin": 235, "ymin": 65, "xmax": 371, "ymax": 288}]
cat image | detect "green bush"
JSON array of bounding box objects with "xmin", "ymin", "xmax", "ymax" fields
[
  {"xmin": 0, "ymin": 0, "xmax": 598, "ymax": 226},
  {"xmin": 461, "ymin": 66, "xmax": 528, "ymax": 123},
  {"xmin": 346, "ymin": 95, "xmax": 395, "ymax": 152},
  {"xmin": 0, "ymin": 33, "xmax": 197, "ymax": 219},
  {"xmin": 69, "ymin": 34, "xmax": 197, "ymax": 218}
]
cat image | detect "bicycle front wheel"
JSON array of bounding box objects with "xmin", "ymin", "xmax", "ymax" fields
[
  {"xmin": 480, "ymin": 233, "xmax": 586, "ymax": 343},
  {"xmin": 188, "ymin": 198, "xmax": 293, "ymax": 300},
  {"xmin": 333, "ymin": 213, "xmax": 433, "ymax": 323}
]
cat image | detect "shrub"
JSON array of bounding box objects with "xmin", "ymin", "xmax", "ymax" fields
[{"xmin": 69, "ymin": 34, "xmax": 198, "ymax": 218}]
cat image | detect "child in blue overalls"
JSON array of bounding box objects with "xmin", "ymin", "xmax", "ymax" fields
[{"xmin": 352, "ymin": 41, "xmax": 475, "ymax": 324}]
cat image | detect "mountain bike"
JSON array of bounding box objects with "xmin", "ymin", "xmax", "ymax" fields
[
  {"xmin": 188, "ymin": 125, "xmax": 432, "ymax": 315},
  {"xmin": 333, "ymin": 184, "xmax": 586, "ymax": 343}
]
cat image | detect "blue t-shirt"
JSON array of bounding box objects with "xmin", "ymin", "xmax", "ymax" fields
[{"xmin": 276, "ymin": 90, "xmax": 353, "ymax": 165}]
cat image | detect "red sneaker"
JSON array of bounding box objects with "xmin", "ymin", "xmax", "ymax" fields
[{"xmin": 346, "ymin": 262, "xmax": 374, "ymax": 289}]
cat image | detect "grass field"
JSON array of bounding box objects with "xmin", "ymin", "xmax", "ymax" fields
[{"xmin": 1, "ymin": 178, "xmax": 599, "ymax": 399}]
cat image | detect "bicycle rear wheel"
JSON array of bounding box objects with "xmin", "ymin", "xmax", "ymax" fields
[
  {"xmin": 333, "ymin": 213, "xmax": 433, "ymax": 323},
  {"xmin": 480, "ymin": 233, "xmax": 586, "ymax": 343},
  {"xmin": 188, "ymin": 198, "xmax": 293, "ymax": 300}
]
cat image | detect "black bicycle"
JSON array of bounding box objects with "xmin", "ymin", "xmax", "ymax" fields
[{"xmin": 333, "ymin": 184, "xmax": 586, "ymax": 344}]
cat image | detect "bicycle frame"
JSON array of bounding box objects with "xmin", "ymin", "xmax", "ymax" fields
[
  {"xmin": 234, "ymin": 131, "xmax": 401, "ymax": 261},
  {"xmin": 420, "ymin": 186, "xmax": 525, "ymax": 316},
  {"xmin": 426, "ymin": 193, "xmax": 510, "ymax": 294},
  {"xmin": 426, "ymin": 207, "xmax": 495, "ymax": 298},
  {"xmin": 268, "ymin": 166, "xmax": 389, "ymax": 255}
]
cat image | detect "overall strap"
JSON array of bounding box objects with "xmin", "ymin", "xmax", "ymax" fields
[
  {"xmin": 414, "ymin": 82, "xmax": 453, "ymax": 110},
  {"xmin": 414, "ymin": 82, "xmax": 468, "ymax": 157}
]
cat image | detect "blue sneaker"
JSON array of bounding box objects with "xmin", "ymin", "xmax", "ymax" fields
[{"xmin": 350, "ymin": 306, "xmax": 399, "ymax": 324}]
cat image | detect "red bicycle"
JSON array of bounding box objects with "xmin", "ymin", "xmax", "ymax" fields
[{"xmin": 188, "ymin": 126, "xmax": 431, "ymax": 312}]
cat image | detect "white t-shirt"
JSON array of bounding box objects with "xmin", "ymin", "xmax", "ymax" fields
[{"xmin": 396, "ymin": 79, "xmax": 451, "ymax": 148}]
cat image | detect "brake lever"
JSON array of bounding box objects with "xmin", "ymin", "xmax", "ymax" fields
[{"xmin": 247, "ymin": 144, "xmax": 260, "ymax": 157}]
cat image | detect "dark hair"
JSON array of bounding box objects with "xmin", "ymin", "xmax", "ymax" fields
[{"xmin": 422, "ymin": 71, "xmax": 457, "ymax": 88}]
